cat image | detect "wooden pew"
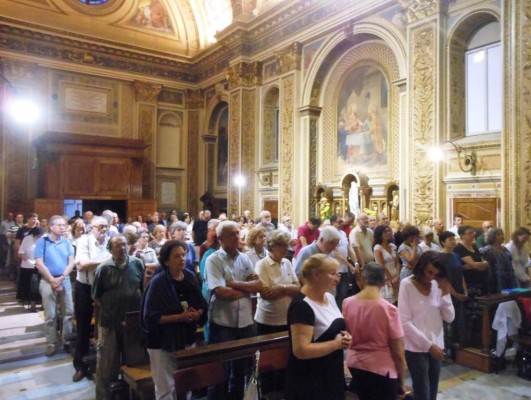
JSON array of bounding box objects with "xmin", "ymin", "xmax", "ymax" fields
[
  {"xmin": 456, "ymin": 289, "xmax": 531, "ymax": 372},
  {"xmin": 121, "ymin": 330, "xmax": 289, "ymax": 400},
  {"xmin": 172, "ymin": 334, "xmax": 289, "ymax": 400}
]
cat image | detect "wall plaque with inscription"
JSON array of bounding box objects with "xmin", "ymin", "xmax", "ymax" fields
[{"xmin": 60, "ymin": 82, "xmax": 112, "ymax": 117}]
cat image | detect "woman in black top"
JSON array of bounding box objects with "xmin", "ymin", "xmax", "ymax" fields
[
  {"xmin": 141, "ymin": 240, "xmax": 207, "ymax": 400},
  {"xmin": 454, "ymin": 225, "xmax": 489, "ymax": 346}
]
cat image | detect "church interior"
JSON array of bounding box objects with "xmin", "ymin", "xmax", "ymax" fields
[{"xmin": 1, "ymin": 0, "xmax": 531, "ymax": 399}]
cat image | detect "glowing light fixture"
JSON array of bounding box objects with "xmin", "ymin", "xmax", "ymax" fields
[
  {"xmin": 1, "ymin": 73, "xmax": 40, "ymax": 125},
  {"xmin": 430, "ymin": 140, "xmax": 478, "ymax": 176}
]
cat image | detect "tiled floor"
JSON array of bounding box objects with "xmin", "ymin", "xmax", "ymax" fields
[{"xmin": 1, "ymin": 277, "xmax": 530, "ymax": 400}]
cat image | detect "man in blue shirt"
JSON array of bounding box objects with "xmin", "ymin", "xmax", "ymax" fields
[{"xmin": 35, "ymin": 215, "xmax": 75, "ymax": 357}]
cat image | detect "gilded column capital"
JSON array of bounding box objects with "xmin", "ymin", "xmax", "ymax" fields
[
  {"xmin": 133, "ymin": 81, "xmax": 162, "ymax": 103},
  {"xmin": 185, "ymin": 89, "xmax": 204, "ymax": 109},
  {"xmin": 225, "ymin": 61, "xmax": 262, "ymax": 89},
  {"xmin": 275, "ymin": 42, "xmax": 302, "ymax": 74},
  {"xmin": 399, "ymin": 0, "xmax": 442, "ymax": 23}
]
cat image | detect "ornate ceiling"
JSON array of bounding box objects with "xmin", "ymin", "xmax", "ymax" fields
[{"xmin": 0, "ymin": 0, "xmax": 287, "ymax": 60}]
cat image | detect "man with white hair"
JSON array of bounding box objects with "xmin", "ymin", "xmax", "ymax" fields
[
  {"xmin": 205, "ymin": 220, "xmax": 263, "ymax": 399},
  {"xmin": 349, "ymin": 213, "xmax": 374, "ymax": 268},
  {"xmin": 293, "ymin": 226, "xmax": 341, "ymax": 278},
  {"xmin": 71, "ymin": 216, "xmax": 111, "ymax": 382},
  {"xmin": 255, "ymin": 210, "xmax": 275, "ymax": 233}
]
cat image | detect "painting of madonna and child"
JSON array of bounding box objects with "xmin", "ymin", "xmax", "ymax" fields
[{"xmin": 337, "ymin": 65, "xmax": 389, "ymax": 173}]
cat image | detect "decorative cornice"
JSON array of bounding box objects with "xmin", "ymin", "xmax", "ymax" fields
[
  {"xmin": 0, "ymin": 20, "xmax": 197, "ymax": 83},
  {"xmin": 225, "ymin": 61, "xmax": 262, "ymax": 89},
  {"xmin": 133, "ymin": 81, "xmax": 162, "ymax": 103},
  {"xmin": 275, "ymin": 42, "xmax": 302, "ymax": 74}
]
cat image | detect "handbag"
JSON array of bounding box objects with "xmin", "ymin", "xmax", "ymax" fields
[{"xmin": 243, "ymin": 350, "xmax": 261, "ymax": 400}]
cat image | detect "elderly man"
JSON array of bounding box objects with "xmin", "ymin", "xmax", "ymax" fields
[
  {"xmin": 278, "ymin": 215, "xmax": 298, "ymax": 260},
  {"xmin": 255, "ymin": 210, "xmax": 275, "ymax": 233},
  {"xmin": 92, "ymin": 234, "xmax": 144, "ymax": 400},
  {"xmin": 205, "ymin": 221, "xmax": 263, "ymax": 400},
  {"xmin": 349, "ymin": 213, "xmax": 374, "ymax": 268},
  {"xmin": 377, "ymin": 212, "xmax": 390, "ymax": 227},
  {"xmin": 293, "ymin": 226, "xmax": 341, "ymax": 279},
  {"xmin": 432, "ymin": 218, "xmax": 445, "ymax": 247},
  {"xmin": 71, "ymin": 216, "xmax": 111, "ymax": 382},
  {"xmin": 34, "ymin": 215, "xmax": 75, "ymax": 357},
  {"xmin": 475, "ymin": 220, "xmax": 494, "ymax": 249},
  {"xmin": 368, "ymin": 215, "xmax": 378, "ymax": 231},
  {"xmin": 193, "ymin": 210, "xmax": 211, "ymax": 246},
  {"xmin": 330, "ymin": 215, "xmax": 360, "ymax": 307}
]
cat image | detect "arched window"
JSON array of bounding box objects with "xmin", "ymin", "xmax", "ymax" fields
[
  {"xmin": 465, "ymin": 21, "xmax": 502, "ymax": 136},
  {"xmin": 262, "ymin": 87, "xmax": 279, "ymax": 165}
]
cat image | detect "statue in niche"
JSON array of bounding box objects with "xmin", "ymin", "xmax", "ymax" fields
[
  {"xmin": 348, "ymin": 181, "xmax": 360, "ymax": 217},
  {"xmin": 319, "ymin": 194, "xmax": 331, "ymax": 221},
  {"xmin": 391, "ymin": 190, "xmax": 399, "ymax": 222}
]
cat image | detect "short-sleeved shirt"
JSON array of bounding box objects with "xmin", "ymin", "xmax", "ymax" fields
[
  {"xmin": 205, "ymin": 248, "xmax": 255, "ymax": 328},
  {"xmin": 342, "ymin": 297, "xmax": 403, "ymax": 378},
  {"xmin": 293, "ymin": 243, "xmax": 323, "ymax": 277},
  {"xmin": 294, "ymin": 224, "xmax": 320, "ymax": 258},
  {"xmin": 285, "ymin": 292, "xmax": 346, "ymax": 400},
  {"xmin": 254, "ymin": 254, "xmax": 298, "ymax": 326},
  {"xmin": 398, "ymin": 242, "xmax": 423, "ymax": 280},
  {"xmin": 92, "ymin": 256, "xmax": 144, "ymax": 330},
  {"xmin": 349, "ymin": 226, "xmax": 374, "ymax": 264},
  {"xmin": 18, "ymin": 235, "xmax": 39, "ymax": 269},
  {"xmin": 438, "ymin": 252, "xmax": 465, "ymax": 295},
  {"xmin": 75, "ymin": 233, "xmax": 111, "ymax": 285},
  {"xmin": 34, "ymin": 236, "xmax": 74, "ymax": 277}
]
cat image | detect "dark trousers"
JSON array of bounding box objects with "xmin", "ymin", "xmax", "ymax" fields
[
  {"xmin": 74, "ymin": 281, "xmax": 94, "ymax": 372},
  {"xmin": 349, "ymin": 368, "xmax": 399, "ymax": 400},
  {"xmin": 207, "ymin": 322, "xmax": 255, "ymax": 400},
  {"xmin": 335, "ymin": 272, "xmax": 350, "ymax": 310},
  {"xmin": 405, "ymin": 350, "xmax": 441, "ymax": 400},
  {"xmin": 256, "ymin": 323, "xmax": 287, "ymax": 394}
]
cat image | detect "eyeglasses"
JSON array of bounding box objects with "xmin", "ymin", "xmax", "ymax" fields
[{"xmin": 96, "ymin": 225, "xmax": 108, "ymax": 230}]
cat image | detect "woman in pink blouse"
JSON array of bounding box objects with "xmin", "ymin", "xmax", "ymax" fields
[
  {"xmin": 398, "ymin": 251, "xmax": 455, "ymax": 400},
  {"xmin": 342, "ymin": 262, "xmax": 406, "ymax": 400}
]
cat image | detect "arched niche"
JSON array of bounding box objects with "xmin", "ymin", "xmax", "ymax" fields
[
  {"xmin": 384, "ymin": 181, "xmax": 399, "ymax": 222},
  {"xmin": 340, "ymin": 172, "xmax": 370, "ymax": 216},
  {"xmin": 157, "ymin": 111, "xmax": 183, "ymax": 168},
  {"xmin": 204, "ymin": 101, "xmax": 229, "ymax": 197}
]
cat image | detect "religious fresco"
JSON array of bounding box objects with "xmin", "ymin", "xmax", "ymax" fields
[
  {"xmin": 336, "ymin": 65, "xmax": 389, "ymax": 173},
  {"xmin": 130, "ymin": 0, "xmax": 174, "ymax": 33}
]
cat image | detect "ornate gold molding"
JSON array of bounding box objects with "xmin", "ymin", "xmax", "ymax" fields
[
  {"xmin": 280, "ymin": 75, "xmax": 295, "ymax": 217},
  {"xmin": 410, "ymin": 25, "xmax": 437, "ymax": 227},
  {"xmin": 241, "ymin": 89, "xmax": 256, "ymax": 213},
  {"xmin": 399, "ymin": 0, "xmax": 440, "ymax": 24},
  {"xmin": 228, "ymin": 91, "xmax": 242, "ymax": 215},
  {"xmin": 275, "ymin": 42, "xmax": 302, "ymax": 75},
  {"xmin": 225, "ymin": 61, "xmax": 262, "ymax": 89},
  {"xmin": 133, "ymin": 81, "xmax": 162, "ymax": 103}
]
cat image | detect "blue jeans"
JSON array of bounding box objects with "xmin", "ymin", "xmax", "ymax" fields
[
  {"xmin": 207, "ymin": 322, "xmax": 255, "ymax": 400},
  {"xmin": 405, "ymin": 351, "xmax": 441, "ymax": 400}
]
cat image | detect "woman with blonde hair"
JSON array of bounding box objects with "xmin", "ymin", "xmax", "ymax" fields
[
  {"xmin": 285, "ymin": 254, "xmax": 352, "ymax": 400},
  {"xmin": 245, "ymin": 227, "xmax": 267, "ymax": 266},
  {"xmin": 149, "ymin": 225, "xmax": 167, "ymax": 256}
]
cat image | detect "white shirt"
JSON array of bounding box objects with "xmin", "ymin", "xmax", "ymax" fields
[
  {"xmin": 18, "ymin": 235, "xmax": 38, "ymax": 269},
  {"xmin": 254, "ymin": 254, "xmax": 298, "ymax": 326},
  {"xmin": 75, "ymin": 233, "xmax": 111, "ymax": 285},
  {"xmin": 398, "ymin": 276, "xmax": 454, "ymax": 352},
  {"xmin": 419, "ymin": 242, "xmax": 441, "ymax": 253}
]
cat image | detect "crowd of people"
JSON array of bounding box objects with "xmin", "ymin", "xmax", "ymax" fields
[{"xmin": 0, "ymin": 208, "xmax": 530, "ymax": 400}]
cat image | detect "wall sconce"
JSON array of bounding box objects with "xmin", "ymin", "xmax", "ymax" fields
[
  {"xmin": 255, "ymin": 170, "xmax": 274, "ymax": 187},
  {"xmin": 429, "ymin": 140, "xmax": 478, "ymax": 176}
]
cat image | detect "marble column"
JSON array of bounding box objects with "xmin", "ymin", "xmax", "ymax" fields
[
  {"xmin": 504, "ymin": 0, "xmax": 531, "ymax": 229},
  {"xmin": 402, "ymin": 0, "xmax": 444, "ymax": 227},
  {"xmin": 133, "ymin": 81, "xmax": 161, "ymax": 200},
  {"xmin": 185, "ymin": 89, "xmax": 204, "ymax": 218},
  {"xmin": 225, "ymin": 61, "xmax": 261, "ymax": 216}
]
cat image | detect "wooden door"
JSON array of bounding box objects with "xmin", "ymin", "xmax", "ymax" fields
[{"xmin": 452, "ymin": 198, "xmax": 498, "ymax": 227}]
